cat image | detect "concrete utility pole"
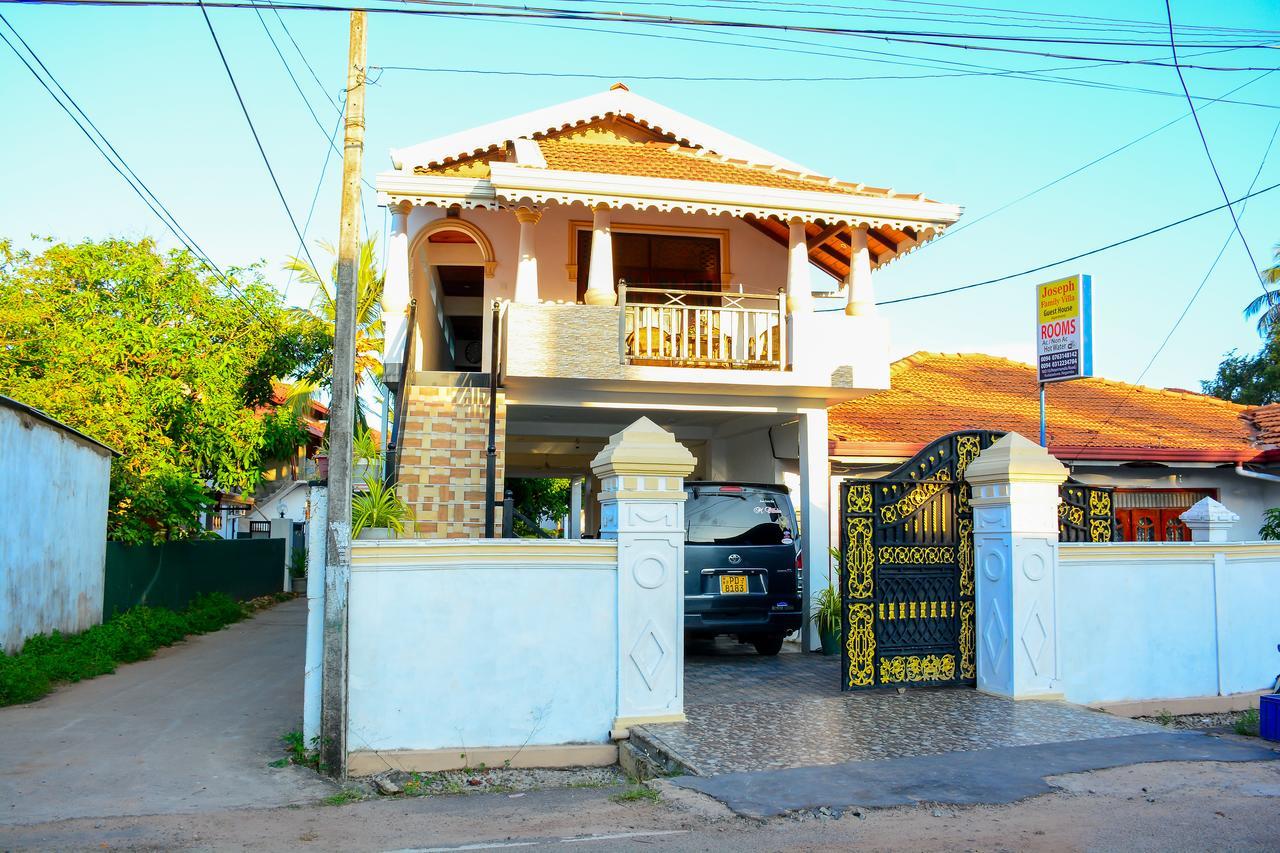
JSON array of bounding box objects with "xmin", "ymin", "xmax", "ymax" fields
[{"xmin": 320, "ymin": 9, "xmax": 366, "ymax": 781}]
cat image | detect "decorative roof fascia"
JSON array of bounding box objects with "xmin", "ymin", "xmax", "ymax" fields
[
  {"xmin": 389, "ymin": 87, "xmax": 812, "ymax": 173},
  {"xmin": 376, "ymin": 173, "xmax": 499, "ymax": 209}
]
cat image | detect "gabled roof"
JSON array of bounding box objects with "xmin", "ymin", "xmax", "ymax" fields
[
  {"xmin": 379, "ymin": 85, "xmax": 960, "ymax": 277},
  {"xmin": 829, "ymin": 352, "xmax": 1271, "ymax": 463},
  {"xmin": 390, "ymin": 84, "xmax": 811, "ymax": 173}
]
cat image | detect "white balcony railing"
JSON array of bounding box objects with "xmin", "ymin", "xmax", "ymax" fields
[{"xmin": 618, "ymin": 284, "xmax": 787, "ymax": 370}]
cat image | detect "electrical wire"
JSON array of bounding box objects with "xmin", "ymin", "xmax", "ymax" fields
[
  {"xmin": 1061, "ymin": 109, "xmax": 1280, "ymax": 463},
  {"xmin": 0, "ymin": 11, "xmax": 275, "ymax": 324},
  {"xmin": 1165, "ymin": 0, "xmax": 1270, "ymax": 299},
  {"xmin": 934, "ymin": 67, "xmax": 1277, "ymax": 243},
  {"xmin": 874, "ymin": 179, "xmax": 1280, "ymax": 307},
  {"xmin": 196, "ymin": 0, "xmax": 322, "ymax": 277}
]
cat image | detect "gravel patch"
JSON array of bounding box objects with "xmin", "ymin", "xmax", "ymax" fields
[
  {"xmin": 1135, "ymin": 710, "xmax": 1254, "ymax": 731},
  {"xmin": 358, "ymin": 765, "xmax": 628, "ymax": 798}
]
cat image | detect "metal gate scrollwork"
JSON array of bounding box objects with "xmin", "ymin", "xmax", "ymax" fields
[{"xmin": 840, "ymin": 431, "xmax": 1000, "ymax": 690}]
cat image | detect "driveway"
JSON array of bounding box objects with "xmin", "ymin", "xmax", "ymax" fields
[{"xmin": 0, "ymin": 599, "xmax": 332, "ymax": 826}]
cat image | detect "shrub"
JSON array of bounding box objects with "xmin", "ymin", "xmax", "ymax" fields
[{"xmin": 0, "ymin": 592, "xmax": 252, "ymax": 707}]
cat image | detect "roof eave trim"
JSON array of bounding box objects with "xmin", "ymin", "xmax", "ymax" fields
[
  {"xmin": 829, "ymin": 439, "xmax": 1265, "ymax": 464},
  {"xmin": 389, "ymin": 88, "xmax": 813, "ymax": 173}
]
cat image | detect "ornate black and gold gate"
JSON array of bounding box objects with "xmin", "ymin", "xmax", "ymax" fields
[
  {"xmin": 840, "ymin": 431, "xmax": 1001, "ymax": 690},
  {"xmin": 1058, "ymin": 482, "xmax": 1118, "ymax": 542}
]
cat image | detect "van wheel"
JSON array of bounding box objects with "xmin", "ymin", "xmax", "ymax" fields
[{"xmin": 752, "ymin": 635, "xmax": 784, "ymax": 656}]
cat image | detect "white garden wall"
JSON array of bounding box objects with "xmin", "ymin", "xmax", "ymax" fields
[
  {"xmin": 346, "ymin": 539, "xmax": 620, "ymax": 770},
  {"xmin": 0, "ymin": 397, "xmax": 112, "ymax": 653},
  {"xmin": 1058, "ymin": 542, "xmax": 1280, "ymax": 705}
]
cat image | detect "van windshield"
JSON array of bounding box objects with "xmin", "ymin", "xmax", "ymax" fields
[{"xmin": 685, "ymin": 489, "xmax": 796, "ymax": 546}]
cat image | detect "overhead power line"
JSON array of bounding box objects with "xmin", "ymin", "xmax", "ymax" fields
[
  {"xmin": 876, "ymin": 179, "xmax": 1280, "ymax": 307},
  {"xmin": 1165, "ymin": 0, "xmax": 1270, "ymax": 300},
  {"xmin": 1062, "ymin": 109, "xmax": 1280, "ymax": 463},
  {"xmin": 0, "ymin": 10, "xmax": 275, "ymax": 324},
  {"xmin": 196, "ymin": 0, "xmax": 322, "ymax": 276},
  {"xmin": 6, "ymin": 0, "xmax": 1280, "ymax": 54}
]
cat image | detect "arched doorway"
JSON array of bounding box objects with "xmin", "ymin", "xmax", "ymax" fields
[{"xmin": 410, "ymin": 217, "xmax": 495, "ymax": 372}]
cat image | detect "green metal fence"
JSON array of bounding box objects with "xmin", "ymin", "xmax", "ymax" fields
[{"xmin": 103, "ymin": 539, "xmax": 285, "ymax": 616}]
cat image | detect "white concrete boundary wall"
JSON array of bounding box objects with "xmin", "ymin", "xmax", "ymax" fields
[
  {"xmin": 1058, "ymin": 542, "xmax": 1280, "ymax": 705},
  {"xmin": 345, "ymin": 539, "xmax": 620, "ymax": 772},
  {"xmin": 0, "ymin": 400, "xmax": 112, "ymax": 653}
]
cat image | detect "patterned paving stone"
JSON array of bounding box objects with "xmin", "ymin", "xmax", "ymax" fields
[{"xmin": 641, "ymin": 642, "xmax": 1158, "ymax": 776}]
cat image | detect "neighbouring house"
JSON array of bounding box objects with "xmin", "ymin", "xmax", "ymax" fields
[
  {"xmin": 375, "ymin": 83, "xmax": 961, "ymax": 606},
  {"xmin": 208, "ymin": 384, "xmax": 329, "ymax": 541},
  {"xmin": 828, "ymin": 352, "xmax": 1280, "ymax": 541},
  {"xmin": 0, "ymin": 395, "xmax": 115, "ymax": 653}
]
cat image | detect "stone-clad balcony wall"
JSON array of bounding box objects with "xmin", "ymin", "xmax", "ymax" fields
[{"xmin": 501, "ymin": 302, "xmax": 892, "ymax": 393}]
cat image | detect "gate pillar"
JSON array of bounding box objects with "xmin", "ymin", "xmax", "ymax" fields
[
  {"xmin": 965, "ymin": 433, "xmax": 1068, "ymax": 699},
  {"xmin": 592, "ymin": 417, "xmax": 697, "ymax": 738}
]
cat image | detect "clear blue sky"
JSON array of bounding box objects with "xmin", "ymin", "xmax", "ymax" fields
[{"xmin": 3, "ymin": 0, "xmax": 1278, "ymax": 392}]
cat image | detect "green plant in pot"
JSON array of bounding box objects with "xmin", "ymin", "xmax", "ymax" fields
[
  {"xmin": 352, "ymin": 478, "xmax": 413, "ymax": 540},
  {"xmin": 812, "ymin": 582, "xmax": 842, "ymax": 656}
]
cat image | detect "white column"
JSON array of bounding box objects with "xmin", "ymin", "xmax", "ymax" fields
[
  {"xmin": 798, "ymin": 408, "xmax": 830, "ymax": 651},
  {"xmin": 383, "ymin": 202, "xmax": 413, "ymax": 385},
  {"xmin": 302, "ymin": 485, "xmax": 328, "ymax": 747},
  {"xmin": 584, "ymin": 204, "xmax": 616, "ymax": 306},
  {"xmin": 965, "ymin": 433, "xmax": 1069, "ymax": 699},
  {"xmin": 568, "ymin": 476, "xmax": 583, "ymax": 539},
  {"xmin": 1180, "ymin": 497, "xmax": 1239, "ymax": 543},
  {"xmin": 786, "ymin": 217, "xmax": 812, "ymax": 315},
  {"xmin": 513, "ymin": 206, "xmax": 541, "ymax": 305},
  {"xmin": 844, "ymin": 226, "xmax": 876, "ymax": 316},
  {"xmin": 592, "ymin": 417, "xmax": 696, "ymax": 737}
]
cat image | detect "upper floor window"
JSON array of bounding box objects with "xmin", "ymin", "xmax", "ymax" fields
[{"xmin": 575, "ymin": 229, "xmax": 722, "ymax": 302}]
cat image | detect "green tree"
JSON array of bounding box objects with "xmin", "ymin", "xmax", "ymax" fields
[
  {"xmin": 1243, "ymin": 243, "xmax": 1280, "ymax": 336},
  {"xmin": 284, "ymin": 239, "xmax": 384, "ymax": 431},
  {"xmin": 507, "ymin": 478, "xmax": 571, "ymax": 537},
  {"xmin": 1202, "ymin": 331, "xmax": 1280, "ymax": 405},
  {"xmin": 0, "ymin": 237, "xmax": 315, "ymax": 543}
]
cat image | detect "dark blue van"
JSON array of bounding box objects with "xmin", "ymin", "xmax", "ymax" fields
[{"xmin": 683, "ymin": 482, "xmax": 803, "ymax": 655}]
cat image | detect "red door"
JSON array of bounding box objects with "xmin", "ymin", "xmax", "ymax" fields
[{"xmin": 1118, "ymin": 508, "xmax": 1191, "ymax": 542}]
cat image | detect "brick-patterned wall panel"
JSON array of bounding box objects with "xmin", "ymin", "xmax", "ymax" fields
[{"xmin": 396, "ymin": 380, "xmax": 505, "ymax": 539}]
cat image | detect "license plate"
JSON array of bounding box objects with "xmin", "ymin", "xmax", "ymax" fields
[{"xmin": 719, "ymin": 574, "xmax": 749, "ymax": 594}]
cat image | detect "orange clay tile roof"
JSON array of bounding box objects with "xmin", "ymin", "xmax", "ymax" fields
[
  {"xmin": 535, "ymin": 139, "xmax": 888, "ymax": 197},
  {"xmin": 829, "ymin": 352, "xmax": 1264, "ymax": 460},
  {"xmin": 1245, "ymin": 403, "xmax": 1280, "ymax": 448}
]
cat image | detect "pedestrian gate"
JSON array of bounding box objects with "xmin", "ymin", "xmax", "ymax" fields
[
  {"xmin": 839, "ymin": 431, "xmax": 999, "ymax": 690},
  {"xmin": 839, "ymin": 431, "xmax": 1118, "ymax": 691}
]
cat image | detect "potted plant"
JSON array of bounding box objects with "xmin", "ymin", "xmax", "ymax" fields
[
  {"xmin": 352, "ymin": 477, "xmax": 413, "ymax": 540},
  {"xmin": 289, "ymin": 547, "xmax": 308, "ymax": 593},
  {"xmin": 812, "ymin": 582, "xmax": 842, "ymax": 656}
]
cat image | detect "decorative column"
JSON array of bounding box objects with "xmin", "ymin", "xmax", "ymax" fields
[
  {"xmin": 798, "ymin": 408, "xmax": 830, "ymax": 651},
  {"xmin": 786, "ymin": 217, "xmax": 812, "ymax": 315},
  {"xmin": 965, "ymin": 433, "xmax": 1068, "ymax": 699},
  {"xmin": 383, "ymin": 202, "xmax": 413, "ymax": 386},
  {"xmin": 591, "ymin": 417, "xmax": 696, "ymax": 737},
  {"xmin": 844, "ymin": 226, "xmax": 876, "ymax": 316},
  {"xmin": 513, "ymin": 206, "xmax": 541, "ymax": 305},
  {"xmin": 584, "ymin": 204, "xmax": 617, "ymax": 306},
  {"xmin": 1180, "ymin": 497, "xmax": 1239, "ymax": 543}
]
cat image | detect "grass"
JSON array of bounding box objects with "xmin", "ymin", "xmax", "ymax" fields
[
  {"xmin": 274, "ymin": 730, "xmax": 326, "ymax": 773},
  {"xmin": 610, "ymin": 784, "xmax": 660, "ymax": 804},
  {"xmin": 1234, "ymin": 709, "xmax": 1261, "ymax": 737},
  {"xmin": 322, "ymin": 788, "xmax": 365, "ymax": 806},
  {"xmin": 0, "ymin": 592, "xmax": 258, "ymax": 707},
  {"xmin": 1154, "ymin": 709, "xmax": 1176, "ymax": 727}
]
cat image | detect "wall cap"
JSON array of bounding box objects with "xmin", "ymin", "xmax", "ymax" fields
[
  {"xmin": 964, "ymin": 432, "xmax": 1069, "ymax": 486},
  {"xmin": 591, "ymin": 416, "xmax": 697, "ymax": 479},
  {"xmin": 1179, "ymin": 496, "xmax": 1240, "ymax": 525}
]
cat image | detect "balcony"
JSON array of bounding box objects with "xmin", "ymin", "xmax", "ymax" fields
[
  {"xmin": 500, "ymin": 289, "xmax": 891, "ymax": 402},
  {"xmin": 619, "ymin": 284, "xmax": 787, "ymax": 371}
]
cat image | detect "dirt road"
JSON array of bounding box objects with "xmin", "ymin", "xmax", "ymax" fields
[{"xmin": 2, "ymin": 759, "xmax": 1277, "ymax": 851}]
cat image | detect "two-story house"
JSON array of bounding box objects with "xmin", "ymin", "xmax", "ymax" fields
[{"xmin": 375, "ymin": 84, "xmax": 960, "ymax": 617}]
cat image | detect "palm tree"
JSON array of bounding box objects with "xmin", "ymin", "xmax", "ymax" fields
[
  {"xmin": 1244, "ymin": 243, "xmax": 1280, "ymax": 336},
  {"xmin": 284, "ymin": 239, "xmax": 384, "ymax": 431}
]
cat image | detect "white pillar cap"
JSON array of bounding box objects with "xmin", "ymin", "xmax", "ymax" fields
[
  {"xmin": 591, "ymin": 417, "xmax": 696, "ymax": 480},
  {"xmin": 964, "ymin": 432, "xmax": 1068, "ymax": 486}
]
